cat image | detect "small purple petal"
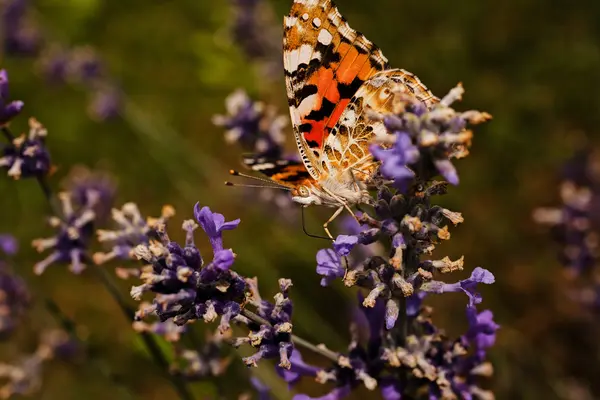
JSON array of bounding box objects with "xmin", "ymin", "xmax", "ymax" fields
[
  {"xmin": 316, "ymin": 249, "xmax": 344, "ymax": 286},
  {"xmin": 333, "ymin": 235, "xmax": 358, "ymax": 257},
  {"xmin": 194, "ymin": 203, "xmax": 240, "ymax": 253},
  {"xmin": 380, "ymin": 378, "xmax": 403, "ymax": 400},
  {"xmin": 0, "ymin": 235, "xmax": 18, "ymax": 255},
  {"xmin": 213, "ymin": 249, "xmax": 235, "ymax": 271},
  {"xmin": 421, "ymin": 267, "xmax": 495, "ymax": 307},
  {"xmin": 277, "ymin": 349, "xmax": 320, "ymax": 386},
  {"xmin": 434, "ymin": 159, "xmax": 459, "ymax": 185}
]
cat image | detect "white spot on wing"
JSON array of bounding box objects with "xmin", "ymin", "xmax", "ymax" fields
[
  {"xmin": 318, "ymin": 29, "xmax": 333, "ymax": 46},
  {"xmin": 285, "ymin": 16, "xmax": 297, "ymax": 28},
  {"xmin": 298, "ymin": 43, "xmax": 314, "ymax": 66},
  {"xmin": 297, "ymin": 93, "xmax": 318, "ymax": 116},
  {"xmin": 301, "ymin": 13, "xmax": 309, "ymax": 21},
  {"xmin": 252, "ymin": 163, "xmax": 275, "ymax": 171},
  {"xmin": 284, "ymin": 48, "xmax": 300, "ymax": 73},
  {"xmin": 341, "ymin": 109, "xmax": 357, "ymax": 125},
  {"xmin": 313, "ymin": 17, "xmax": 322, "ymax": 28}
]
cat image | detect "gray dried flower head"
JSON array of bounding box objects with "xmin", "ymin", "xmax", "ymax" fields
[
  {"xmin": 32, "ymin": 191, "xmax": 97, "ymax": 275},
  {"xmin": 132, "ymin": 314, "xmax": 186, "ymax": 343},
  {"xmin": 534, "ymin": 148, "xmax": 600, "ymax": 309},
  {"xmin": 1, "ymin": 0, "xmax": 41, "ymax": 56},
  {"xmin": 0, "ymin": 237, "xmax": 29, "ymax": 339},
  {"xmin": 94, "ymin": 203, "xmax": 175, "ymax": 265},
  {"xmin": 0, "ymin": 329, "xmax": 72, "ymax": 399},
  {"xmin": 0, "ymin": 117, "xmax": 51, "ymax": 179},
  {"xmin": 170, "ymin": 329, "xmax": 231, "ymax": 381},
  {"xmin": 62, "ymin": 165, "xmax": 116, "ymax": 221}
]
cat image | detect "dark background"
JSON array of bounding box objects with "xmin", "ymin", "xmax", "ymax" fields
[{"xmin": 2, "ymin": 0, "xmax": 600, "ymax": 399}]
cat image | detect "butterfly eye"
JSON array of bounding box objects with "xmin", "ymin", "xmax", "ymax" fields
[{"xmin": 298, "ymin": 185, "xmax": 310, "ymax": 197}]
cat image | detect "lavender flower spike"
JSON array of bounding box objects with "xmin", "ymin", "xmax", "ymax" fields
[
  {"xmin": 0, "ymin": 70, "xmax": 24, "ymax": 125},
  {"xmin": 421, "ymin": 267, "xmax": 495, "ymax": 307},
  {"xmin": 32, "ymin": 191, "xmax": 97, "ymax": 275},
  {"xmin": 0, "ymin": 118, "xmax": 51, "ymax": 179}
]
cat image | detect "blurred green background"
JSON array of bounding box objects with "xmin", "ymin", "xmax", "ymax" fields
[{"xmin": 2, "ymin": 0, "xmax": 600, "ymax": 399}]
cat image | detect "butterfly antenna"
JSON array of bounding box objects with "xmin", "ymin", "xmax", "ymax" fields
[
  {"xmin": 301, "ymin": 207, "xmax": 332, "ymax": 241},
  {"xmin": 226, "ymin": 170, "xmax": 291, "ymax": 191}
]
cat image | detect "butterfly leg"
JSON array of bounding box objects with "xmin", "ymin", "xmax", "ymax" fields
[{"xmin": 323, "ymin": 205, "xmax": 344, "ymax": 240}]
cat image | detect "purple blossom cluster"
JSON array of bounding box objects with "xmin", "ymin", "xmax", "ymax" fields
[
  {"xmin": 1, "ymin": 0, "xmax": 121, "ymax": 120},
  {"xmin": 213, "ymin": 89, "xmax": 299, "ymax": 216},
  {"xmin": 534, "ymin": 149, "xmax": 600, "ymax": 309},
  {"xmin": 213, "ymin": 89, "xmax": 287, "ymax": 158},
  {"xmin": 130, "ymin": 84, "xmax": 497, "ymax": 399},
  {"xmin": 0, "ymin": 329, "xmax": 73, "ymax": 398},
  {"xmin": 229, "ymin": 0, "xmax": 281, "ymax": 78},
  {"xmin": 169, "ymin": 329, "xmax": 231, "ymax": 381},
  {"xmin": 295, "ymin": 84, "xmax": 497, "ymax": 399},
  {"xmin": 127, "ymin": 204, "xmax": 298, "ymax": 371},
  {"xmin": 37, "ymin": 46, "xmax": 121, "ymax": 120},
  {"xmin": 0, "ymin": 234, "xmax": 78, "ymax": 398},
  {"xmin": 1, "ymin": 0, "xmax": 40, "ymax": 56},
  {"xmin": 0, "ymin": 69, "xmax": 24, "ymax": 126}
]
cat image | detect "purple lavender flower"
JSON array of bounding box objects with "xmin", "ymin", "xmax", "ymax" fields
[
  {"xmin": 380, "ymin": 378, "xmax": 403, "ymax": 400},
  {"xmin": 94, "ymin": 203, "xmax": 175, "ymax": 265},
  {"xmin": 237, "ymin": 278, "xmax": 294, "ymax": 369},
  {"xmin": 212, "ymin": 89, "xmax": 287, "ymax": 157},
  {"xmin": 169, "ymin": 329, "xmax": 231, "ymax": 381},
  {"xmin": 285, "ymin": 84, "xmax": 496, "ymax": 399},
  {"xmin": 464, "ymin": 307, "xmax": 499, "ymax": 359},
  {"xmin": 1, "ymin": 0, "xmax": 41, "ymax": 56},
  {"xmin": 88, "ymin": 86, "xmax": 121, "ymax": 121},
  {"xmin": 421, "ymin": 267, "xmax": 495, "ymax": 307},
  {"xmin": 130, "ymin": 208, "xmax": 246, "ymax": 327},
  {"xmin": 0, "ymin": 264, "xmax": 30, "ymax": 338},
  {"xmin": 369, "ymin": 84, "xmax": 491, "ymax": 186},
  {"xmin": 0, "ymin": 234, "xmax": 18, "ymax": 256},
  {"xmin": 277, "ymin": 349, "xmax": 319, "ymax": 387},
  {"xmin": 332, "ymin": 235, "xmax": 358, "ymax": 257},
  {"xmin": 0, "ymin": 117, "xmax": 51, "ymax": 179},
  {"xmin": 62, "ymin": 165, "xmax": 116, "ymax": 221},
  {"xmin": 0, "ymin": 329, "xmax": 72, "ymax": 397},
  {"xmin": 316, "ymin": 249, "xmax": 345, "ymax": 287},
  {"xmin": 194, "ymin": 203, "xmax": 240, "ymax": 254},
  {"xmin": 370, "ymin": 132, "xmax": 418, "ymax": 182},
  {"xmin": 31, "ymin": 191, "xmax": 96, "ymax": 274},
  {"xmin": 0, "ymin": 69, "xmax": 24, "ymax": 126},
  {"xmin": 229, "ymin": 0, "xmax": 281, "ymax": 77}
]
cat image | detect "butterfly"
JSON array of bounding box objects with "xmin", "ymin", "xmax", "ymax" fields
[{"xmin": 243, "ymin": 0, "xmax": 439, "ymax": 238}]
